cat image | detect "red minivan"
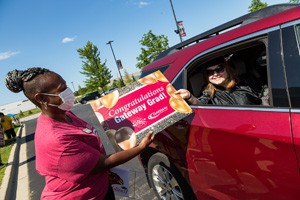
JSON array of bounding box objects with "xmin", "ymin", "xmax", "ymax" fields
[{"xmin": 138, "ymin": 4, "xmax": 300, "ymax": 200}]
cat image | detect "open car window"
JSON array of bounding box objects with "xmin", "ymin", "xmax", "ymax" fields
[{"xmin": 186, "ymin": 38, "xmax": 270, "ymax": 107}]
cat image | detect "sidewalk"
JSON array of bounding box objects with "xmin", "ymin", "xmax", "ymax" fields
[{"xmin": 0, "ymin": 113, "xmax": 40, "ymax": 200}]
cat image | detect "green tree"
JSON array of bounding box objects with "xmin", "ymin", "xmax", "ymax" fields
[
  {"xmin": 73, "ymin": 90, "xmax": 79, "ymax": 96},
  {"xmin": 136, "ymin": 30, "xmax": 169, "ymax": 69},
  {"xmin": 19, "ymin": 110, "xmax": 24, "ymax": 117},
  {"xmin": 289, "ymin": 0, "xmax": 299, "ymax": 3},
  {"xmin": 123, "ymin": 69, "xmax": 133, "ymax": 84},
  {"xmin": 77, "ymin": 85, "xmax": 88, "ymax": 96},
  {"xmin": 112, "ymin": 79, "xmax": 122, "ymax": 88},
  {"xmin": 131, "ymin": 75, "xmax": 137, "ymax": 82},
  {"xmin": 248, "ymin": 0, "xmax": 268, "ymax": 12},
  {"xmin": 77, "ymin": 41, "xmax": 112, "ymax": 92}
]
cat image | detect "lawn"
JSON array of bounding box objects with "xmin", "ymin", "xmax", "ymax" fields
[
  {"xmin": 17, "ymin": 107, "xmax": 41, "ymax": 119},
  {"xmin": 0, "ymin": 143, "xmax": 13, "ymax": 186},
  {"xmin": 0, "ymin": 126, "xmax": 21, "ymax": 186}
]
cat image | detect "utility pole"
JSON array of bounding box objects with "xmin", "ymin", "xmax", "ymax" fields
[
  {"xmin": 169, "ymin": 0, "xmax": 183, "ymax": 42},
  {"xmin": 106, "ymin": 40, "xmax": 125, "ymax": 86},
  {"xmin": 71, "ymin": 81, "xmax": 76, "ymax": 92}
]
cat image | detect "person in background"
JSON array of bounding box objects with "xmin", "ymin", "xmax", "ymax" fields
[
  {"xmin": 5, "ymin": 67, "xmax": 154, "ymax": 200},
  {"xmin": 0, "ymin": 112, "xmax": 16, "ymax": 142},
  {"xmin": 175, "ymin": 57, "xmax": 262, "ymax": 105}
]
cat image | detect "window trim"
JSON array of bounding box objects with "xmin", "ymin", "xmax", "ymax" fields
[{"xmin": 173, "ymin": 29, "xmax": 278, "ymax": 108}]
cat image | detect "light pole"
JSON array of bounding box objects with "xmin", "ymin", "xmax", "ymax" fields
[
  {"xmin": 71, "ymin": 81, "xmax": 76, "ymax": 92},
  {"xmin": 106, "ymin": 40, "xmax": 125, "ymax": 86},
  {"xmin": 169, "ymin": 0, "xmax": 183, "ymax": 42}
]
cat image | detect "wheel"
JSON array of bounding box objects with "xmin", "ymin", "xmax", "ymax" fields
[
  {"xmin": 95, "ymin": 96, "xmax": 99, "ymax": 99},
  {"xmin": 82, "ymin": 100, "xmax": 87, "ymax": 104},
  {"xmin": 147, "ymin": 153, "xmax": 195, "ymax": 200}
]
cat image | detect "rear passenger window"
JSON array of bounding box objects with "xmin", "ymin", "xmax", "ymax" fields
[
  {"xmin": 186, "ymin": 38, "xmax": 270, "ymax": 106},
  {"xmin": 282, "ymin": 23, "xmax": 300, "ymax": 108},
  {"xmin": 295, "ymin": 24, "xmax": 300, "ymax": 52},
  {"xmin": 139, "ymin": 65, "xmax": 168, "ymax": 78}
]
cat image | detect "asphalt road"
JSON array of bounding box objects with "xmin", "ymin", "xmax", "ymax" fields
[{"xmin": 24, "ymin": 104, "xmax": 158, "ymax": 200}]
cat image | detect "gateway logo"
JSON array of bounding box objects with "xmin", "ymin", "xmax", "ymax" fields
[{"xmin": 148, "ymin": 107, "xmax": 168, "ymax": 120}]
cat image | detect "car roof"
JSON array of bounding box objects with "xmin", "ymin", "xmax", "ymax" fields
[{"xmin": 142, "ymin": 4, "xmax": 300, "ymax": 82}]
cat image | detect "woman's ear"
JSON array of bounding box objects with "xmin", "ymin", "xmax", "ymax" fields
[{"xmin": 34, "ymin": 93, "xmax": 46, "ymax": 105}]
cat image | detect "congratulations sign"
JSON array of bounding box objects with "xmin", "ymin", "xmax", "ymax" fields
[{"xmin": 90, "ymin": 71, "xmax": 192, "ymax": 151}]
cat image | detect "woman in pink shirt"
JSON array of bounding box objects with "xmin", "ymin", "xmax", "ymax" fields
[{"xmin": 5, "ymin": 67, "xmax": 154, "ymax": 200}]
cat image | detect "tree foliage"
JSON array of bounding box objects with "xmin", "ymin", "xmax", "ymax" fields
[
  {"xmin": 123, "ymin": 69, "xmax": 133, "ymax": 84},
  {"xmin": 248, "ymin": 0, "xmax": 268, "ymax": 12},
  {"xmin": 112, "ymin": 79, "xmax": 122, "ymax": 88},
  {"xmin": 131, "ymin": 75, "xmax": 137, "ymax": 82},
  {"xmin": 77, "ymin": 41, "xmax": 112, "ymax": 92},
  {"xmin": 77, "ymin": 85, "xmax": 88, "ymax": 96},
  {"xmin": 289, "ymin": 0, "xmax": 300, "ymax": 3},
  {"xmin": 136, "ymin": 30, "xmax": 169, "ymax": 69}
]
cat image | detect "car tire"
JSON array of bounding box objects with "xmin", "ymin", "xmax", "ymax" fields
[
  {"xmin": 147, "ymin": 153, "xmax": 195, "ymax": 200},
  {"xmin": 95, "ymin": 96, "xmax": 99, "ymax": 99},
  {"xmin": 82, "ymin": 100, "xmax": 87, "ymax": 104}
]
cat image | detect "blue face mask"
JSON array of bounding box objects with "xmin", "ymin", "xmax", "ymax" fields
[{"xmin": 41, "ymin": 87, "xmax": 75, "ymax": 111}]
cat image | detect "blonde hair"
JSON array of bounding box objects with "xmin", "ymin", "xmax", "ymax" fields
[{"xmin": 204, "ymin": 60, "xmax": 237, "ymax": 97}]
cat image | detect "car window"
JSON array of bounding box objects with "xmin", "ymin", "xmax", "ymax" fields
[
  {"xmin": 139, "ymin": 65, "xmax": 169, "ymax": 78},
  {"xmin": 282, "ymin": 23, "xmax": 300, "ymax": 108},
  {"xmin": 295, "ymin": 24, "xmax": 300, "ymax": 52},
  {"xmin": 186, "ymin": 38, "xmax": 270, "ymax": 107}
]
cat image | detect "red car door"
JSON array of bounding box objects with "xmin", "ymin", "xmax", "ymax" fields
[
  {"xmin": 186, "ymin": 106, "xmax": 300, "ymax": 199},
  {"xmin": 185, "ymin": 28, "xmax": 300, "ymax": 199}
]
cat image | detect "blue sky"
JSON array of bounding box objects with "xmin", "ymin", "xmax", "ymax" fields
[{"xmin": 0, "ymin": 0, "xmax": 286, "ymax": 106}]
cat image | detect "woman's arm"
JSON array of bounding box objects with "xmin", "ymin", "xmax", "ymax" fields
[
  {"xmin": 92, "ymin": 132, "xmax": 154, "ymax": 173},
  {"xmin": 175, "ymin": 89, "xmax": 202, "ymax": 105}
]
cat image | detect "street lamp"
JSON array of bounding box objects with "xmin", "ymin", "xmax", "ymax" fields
[
  {"xmin": 106, "ymin": 40, "xmax": 125, "ymax": 86},
  {"xmin": 169, "ymin": 0, "xmax": 183, "ymax": 42},
  {"xmin": 71, "ymin": 81, "xmax": 76, "ymax": 92}
]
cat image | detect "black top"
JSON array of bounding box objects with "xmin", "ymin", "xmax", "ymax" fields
[{"xmin": 198, "ymin": 83, "xmax": 262, "ymax": 105}]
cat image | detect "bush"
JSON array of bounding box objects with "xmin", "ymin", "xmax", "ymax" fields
[{"xmin": 19, "ymin": 110, "xmax": 24, "ymax": 117}]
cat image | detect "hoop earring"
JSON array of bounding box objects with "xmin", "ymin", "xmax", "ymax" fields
[{"xmin": 40, "ymin": 101, "xmax": 47, "ymax": 110}]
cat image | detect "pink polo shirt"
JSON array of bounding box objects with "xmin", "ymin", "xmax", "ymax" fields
[{"xmin": 35, "ymin": 112, "xmax": 109, "ymax": 200}]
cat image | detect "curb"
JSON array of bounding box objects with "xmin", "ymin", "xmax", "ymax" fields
[{"xmin": 0, "ymin": 125, "xmax": 24, "ymax": 200}]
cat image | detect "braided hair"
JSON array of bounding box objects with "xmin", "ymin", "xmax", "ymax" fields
[
  {"xmin": 5, "ymin": 67, "xmax": 52, "ymax": 106},
  {"xmin": 5, "ymin": 67, "xmax": 50, "ymax": 93}
]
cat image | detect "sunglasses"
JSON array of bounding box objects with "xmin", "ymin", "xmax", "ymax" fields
[{"xmin": 206, "ymin": 65, "xmax": 225, "ymax": 76}]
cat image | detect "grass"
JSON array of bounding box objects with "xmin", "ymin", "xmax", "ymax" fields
[
  {"xmin": 17, "ymin": 107, "xmax": 41, "ymax": 119},
  {"xmin": 0, "ymin": 127, "xmax": 20, "ymax": 186},
  {"xmin": 0, "ymin": 143, "xmax": 13, "ymax": 186}
]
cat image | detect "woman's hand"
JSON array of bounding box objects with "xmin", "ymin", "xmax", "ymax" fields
[
  {"xmin": 175, "ymin": 89, "xmax": 191, "ymax": 100},
  {"xmin": 93, "ymin": 131, "xmax": 155, "ymax": 172},
  {"xmin": 175, "ymin": 89, "xmax": 202, "ymax": 105}
]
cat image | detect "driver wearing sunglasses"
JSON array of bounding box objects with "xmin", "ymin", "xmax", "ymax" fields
[{"xmin": 175, "ymin": 57, "xmax": 262, "ymax": 105}]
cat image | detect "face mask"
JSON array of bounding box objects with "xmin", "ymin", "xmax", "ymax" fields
[{"xmin": 41, "ymin": 87, "xmax": 75, "ymax": 111}]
